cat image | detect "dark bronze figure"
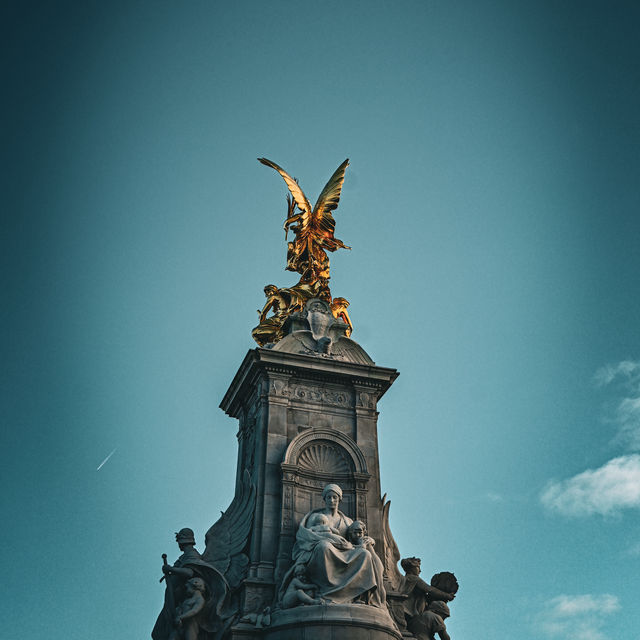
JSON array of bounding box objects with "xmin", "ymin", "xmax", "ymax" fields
[{"xmin": 153, "ymin": 529, "xmax": 229, "ymax": 640}]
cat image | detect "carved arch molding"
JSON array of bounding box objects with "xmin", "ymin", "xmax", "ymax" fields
[{"xmin": 281, "ymin": 428, "xmax": 371, "ymax": 533}]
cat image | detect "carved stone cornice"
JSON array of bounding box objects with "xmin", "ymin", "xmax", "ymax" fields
[{"xmin": 220, "ymin": 348, "xmax": 399, "ymax": 419}]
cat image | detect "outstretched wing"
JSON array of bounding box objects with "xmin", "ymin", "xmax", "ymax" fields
[
  {"xmin": 202, "ymin": 470, "xmax": 256, "ymax": 589},
  {"xmin": 381, "ymin": 494, "xmax": 404, "ymax": 591},
  {"xmin": 258, "ymin": 158, "xmax": 312, "ymax": 220},
  {"xmin": 311, "ymin": 158, "xmax": 350, "ymax": 250}
]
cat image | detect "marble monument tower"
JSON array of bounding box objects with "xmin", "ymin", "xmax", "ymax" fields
[{"xmin": 152, "ymin": 159, "xmax": 458, "ymax": 640}]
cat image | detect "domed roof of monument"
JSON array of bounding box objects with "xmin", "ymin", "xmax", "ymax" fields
[{"xmin": 264, "ymin": 297, "xmax": 373, "ymax": 365}]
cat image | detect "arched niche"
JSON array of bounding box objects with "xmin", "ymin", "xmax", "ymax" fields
[{"xmin": 276, "ymin": 428, "xmax": 371, "ymax": 577}]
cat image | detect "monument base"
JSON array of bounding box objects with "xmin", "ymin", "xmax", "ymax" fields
[{"xmin": 232, "ymin": 604, "xmax": 402, "ymax": 640}]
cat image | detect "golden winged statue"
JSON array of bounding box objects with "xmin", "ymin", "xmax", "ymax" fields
[{"xmin": 252, "ymin": 158, "xmax": 352, "ymax": 346}]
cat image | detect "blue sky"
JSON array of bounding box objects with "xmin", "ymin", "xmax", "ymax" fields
[{"xmin": 2, "ymin": 1, "xmax": 640, "ymax": 638}]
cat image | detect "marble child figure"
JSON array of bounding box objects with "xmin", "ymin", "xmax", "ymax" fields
[
  {"xmin": 169, "ymin": 577, "xmax": 206, "ymax": 640},
  {"xmin": 281, "ymin": 564, "xmax": 325, "ymax": 608},
  {"xmin": 347, "ymin": 520, "xmax": 374, "ymax": 547},
  {"xmin": 345, "ymin": 520, "xmax": 386, "ymax": 606},
  {"xmin": 306, "ymin": 512, "xmax": 348, "ymax": 546},
  {"xmin": 307, "ymin": 512, "xmax": 333, "ymax": 533}
]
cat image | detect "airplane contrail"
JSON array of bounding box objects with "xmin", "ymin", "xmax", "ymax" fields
[{"xmin": 96, "ymin": 448, "xmax": 117, "ymax": 471}]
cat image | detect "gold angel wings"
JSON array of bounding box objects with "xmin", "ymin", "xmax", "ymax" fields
[
  {"xmin": 258, "ymin": 157, "xmax": 351, "ymax": 285},
  {"xmin": 252, "ymin": 158, "xmax": 353, "ymax": 347}
]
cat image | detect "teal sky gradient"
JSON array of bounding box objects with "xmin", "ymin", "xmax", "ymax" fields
[{"xmin": 3, "ymin": 1, "xmax": 640, "ymax": 638}]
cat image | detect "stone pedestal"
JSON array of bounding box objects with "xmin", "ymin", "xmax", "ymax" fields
[
  {"xmin": 264, "ymin": 604, "xmax": 401, "ymax": 639},
  {"xmin": 220, "ymin": 340, "xmax": 398, "ymax": 631},
  {"xmin": 232, "ymin": 605, "xmax": 401, "ymax": 639}
]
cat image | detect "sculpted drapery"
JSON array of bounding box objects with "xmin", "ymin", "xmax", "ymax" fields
[{"xmin": 280, "ymin": 484, "xmax": 386, "ymax": 608}]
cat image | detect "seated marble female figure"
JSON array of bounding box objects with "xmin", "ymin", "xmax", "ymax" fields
[{"xmin": 282, "ymin": 483, "xmax": 386, "ymax": 608}]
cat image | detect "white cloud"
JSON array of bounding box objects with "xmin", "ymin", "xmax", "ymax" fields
[
  {"xmin": 485, "ymin": 491, "xmax": 504, "ymax": 503},
  {"xmin": 540, "ymin": 455, "xmax": 640, "ymax": 516},
  {"xmin": 538, "ymin": 594, "xmax": 620, "ymax": 640},
  {"xmin": 546, "ymin": 594, "xmax": 620, "ymax": 616},
  {"xmin": 543, "ymin": 361, "xmax": 640, "ymax": 518}
]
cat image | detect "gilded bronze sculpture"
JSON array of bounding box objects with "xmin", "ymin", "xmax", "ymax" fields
[{"xmin": 252, "ymin": 159, "xmax": 352, "ymax": 346}]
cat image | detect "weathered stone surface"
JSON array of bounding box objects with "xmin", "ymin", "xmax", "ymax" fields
[
  {"xmin": 219, "ymin": 347, "xmax": 398, "ymax": 627},
  {"xmin": 261, "ymin": 604, "xmax": 401, "ymax": 640},
  {"xmin": 271, "ymin": 299, "xmax": 375, "ymax": 365}
]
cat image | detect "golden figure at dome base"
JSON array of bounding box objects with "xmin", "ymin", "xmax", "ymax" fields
[{"xmin": 251, "ymin": 158, "xmax": 352, "ymax": 347}]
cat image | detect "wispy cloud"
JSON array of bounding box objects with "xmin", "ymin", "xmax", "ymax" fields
[
  {"xmin": 593, "ymin": 360, "xmax": 640, "ymax": 388},
  {"xmin": 594, "ymin": 360, "xmax": 640, "ymax": 450},
  {"xmin": 614, "ymin": 396, "xmax": 640, "ymax": 450},
  {"xmin": 541, "ymin": 454, "xmax": 640, "ymax": 516},
  {"xmin": 485, "ymin": 491, "xmax": 504, "ymax": 503},
  {"xmin": 537, "ymin": 594, "xmax": 620, "ymax": 640}
]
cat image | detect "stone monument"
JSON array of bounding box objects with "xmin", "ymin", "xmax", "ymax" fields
[{"xmin": 152, "ymin": 159, "xmax": 458, "ymax": 640}]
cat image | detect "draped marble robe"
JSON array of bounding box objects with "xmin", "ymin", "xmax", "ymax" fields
[{"xmin": 281, "ymin": 508, "xmax": 386, "ymax": 607}]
